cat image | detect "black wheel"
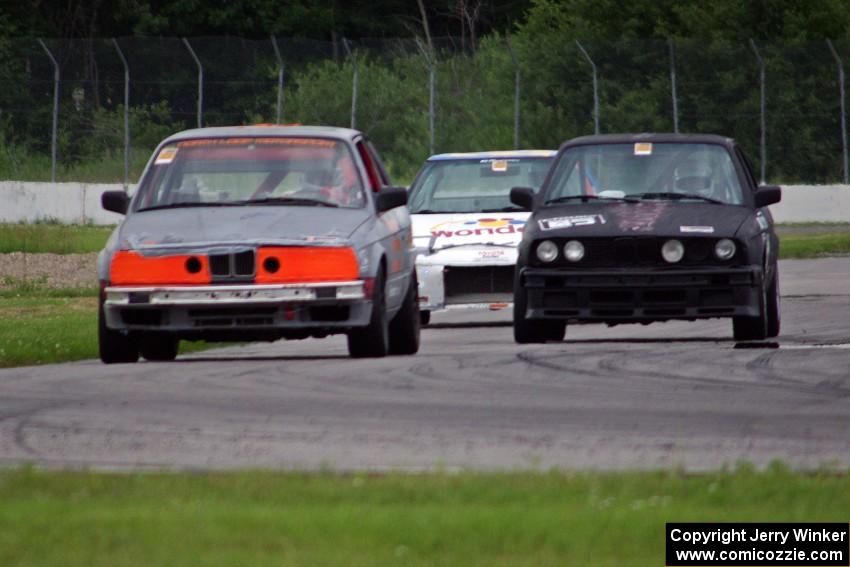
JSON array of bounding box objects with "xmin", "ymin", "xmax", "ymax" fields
[
  {"xmin": 389, "ymin": 273, "xmax": 420, "ymax": 355},
  {"xmin": 419, "ymin": 310, "xmax": 431, "ymax": 326},
  {"xmin": 347, "ymin": 269, "xmax": 389, "ymax": 358},
  {"xmin": 766, "ymin": 271, "xmax": 780, "ymax": 338},
  {"xmin": 139, "ymin": 333, "xmax": 179, "ymax": 362},
  {"xmin": 733, "ymin": 281, "xmax": 768, "ymax": 341},
  {"xmin": 98, "ymin": 296, "xmax": 139, "ymax": 364},
  {"xmin": 513, "ymin": 287, "xmax": 566, "ymax": 344}
]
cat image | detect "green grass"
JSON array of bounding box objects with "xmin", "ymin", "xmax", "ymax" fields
[
  {"xmin": 779, "ymin": 232, "xmax": 850, "ymax": 259},
  {"xmin": 0, "ymin": 294, "xmax": 210, "ymax": 367},
  {"xmin": 0, "ymin": 465, "xmax": 847, "ymax": 567},
  {"xmin": 0, "ymin": 149, "xmax": 150, "ymax": 183},
  {"xmin": 0, "ymin": 223, "xmax": 114, "ymax": 254}
]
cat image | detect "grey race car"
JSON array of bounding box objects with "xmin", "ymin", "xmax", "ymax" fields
[
  {"xmin": 98, "ymin": 125, "xmax": 419, "ymax": 362},
  {"xmin": 511, "ymin": 133, "xmax": 782, "ymax": 343}
]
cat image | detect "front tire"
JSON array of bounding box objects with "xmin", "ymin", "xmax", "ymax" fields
[
  {"xmin": 139, "ymin": 333, "xmax": 179, "ymax": 362},
  {"xmin": 513, "ymin": 287, "xmax": 566, "ymax": 344},
  {"xmin": 347, "ymin": 270, "xmax": 389, "ymax": 358},
  {"xmin": 419, "ymin": 310, "xmax": 431, "ymax": 326},
  {"xmin": 733, "ymin": 281, "xmax": 768, "ymax": 341},
  {"xmin": 765, "ymin": 272, "xmax": 780, "ymax": 338},
  {"xmin": 389, "ymin": 273, "xmax": 420, "ymax": 355},
  {"xmin": 98, "ymin": 296, "xmax": 139, "ymax": 364}
]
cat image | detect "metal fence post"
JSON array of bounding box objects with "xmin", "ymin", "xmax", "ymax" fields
[
  {"xmin": 827, "ymin": 39, "xmax": 848, "ymax": 184},
  {"xmin": 749, "ymin": 39, "xmax": 767, "ymax": 184},
  {"xmin": 505, "ymin": 35, "xmax": 521, "ymax": 149},
  {"xmin": 416, "ymin": 38, "xmax": 436, "ymax": 155},
  {"xmin": 669, "ymin": 39, "xmax": 679, "ymax": 134},
  {"xmin": 112, "ymin": 39, "xmax": 130, "ymax": 190},
  {"xmin": 182, "ymin": 38, "xmax": 203, "ymax": 128},
  {"xmin": 575, "ymin": 40, "xmax": 599, "ymax": 134},
  {"xmin": 342, "ymin": 38, "xmax": 358, "ymax": 129},
  {"xmin": 37, "ymin": 39, "xmax": 59, "ymax": 183},
  {"xmin": 270, "ymin": 36, "xmax": 285, "ymax": 123}
]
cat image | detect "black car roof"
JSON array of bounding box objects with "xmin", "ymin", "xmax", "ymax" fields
[{"xmin": 559, "ymin": 133, "xmax": 735, "ymax": 151}]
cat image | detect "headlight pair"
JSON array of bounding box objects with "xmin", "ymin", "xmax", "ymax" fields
[
  {"xmin": 662, "ymin": 238, "xmax": 736, "ymax": 263},
  {"xmin": 535, "ymin": 240, "xmax": 585, "ymax": 263}
]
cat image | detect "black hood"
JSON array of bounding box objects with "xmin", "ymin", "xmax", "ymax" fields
[{"xmin": 530, "ymin": 201, "xmax": 752, "ymax": 239}]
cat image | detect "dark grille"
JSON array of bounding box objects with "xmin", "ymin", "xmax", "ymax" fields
[
  {"xmin": 234, "ymin": 251, "xmax": 255, "ymax": 275},
  {"xmin": 188, "ymin": 307, "xmax": 275, "ymax": 327},
  {"xmin": 210, "ymin": 254, "xmax": 230, "ymax": 276},
  {"xmin": 444, "ymin": 266, "xmax": 514, "ymax": 304},
  {"xmin": 209, "ymin": 250, "xmax": 255, "ymax": 280}
]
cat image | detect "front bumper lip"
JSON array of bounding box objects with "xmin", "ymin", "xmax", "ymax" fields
[
  {"xmin": 105, "ymin": 281, "xmax": 365, "ymax": 306},
  {"xmin": 520, "ymin": 266, "xmax": 764, "ymax": 321}
]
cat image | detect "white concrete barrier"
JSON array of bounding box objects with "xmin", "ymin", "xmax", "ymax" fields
[
  {"xmin": 0, "ymin": 181, "xmax": 132, "ymax": 225},
  {"xmin": 768, "ymin": 184, "xmax": 850, "ymax": 223},
  {"xmin": 0, "ymin": 181, "xmax": 848, "ymax": 225}
]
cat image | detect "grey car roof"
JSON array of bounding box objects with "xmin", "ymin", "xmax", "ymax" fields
[
  {"xmin": 160, "ymin": 125, "xmax": 363, "ymax": 144},
  {"xmin": 561, "ymin": 133, "xmax": 735, "ymax": 151}
]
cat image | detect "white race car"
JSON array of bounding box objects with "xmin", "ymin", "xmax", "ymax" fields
[{"xmin": 408, "ymin": 150, "xmax": 556, "ymax": 324}]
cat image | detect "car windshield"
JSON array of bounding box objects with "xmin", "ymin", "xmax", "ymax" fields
[
  {"xmin": 134, "ymin": 137, "xmax": 366, "ymax": 211},
  {"xmin": 408, "ymin": 157, "xmax": 552, "ymax": 213},
  {"xmin": 544, "ymin": 143, "xmax": 744, "ymax": 205}
]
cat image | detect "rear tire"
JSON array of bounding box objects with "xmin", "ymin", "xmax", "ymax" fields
[
  {"xmin": 389, "ymin": 273, "xmax": 420, "ymax": 355},
  {"xmin": 513, "ymin": 287, "xmax": 566, "ymax": 344},
  {"xmin": 348, "ymin": 269, "xmax": 389, "ymax": 358},
  {"xmin": 733, "ymin": 281, "xmax": 768, "ymax": 341},
  {"xmin": 139, "ymin": 334, "xmax": 179, "ymax": 362},
  {"xmin": 98, "ymin": 297, "xmax": 139, "ymax": 364}
]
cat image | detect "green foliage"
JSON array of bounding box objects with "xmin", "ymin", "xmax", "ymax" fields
[{"xmin": 0, "ymin": 224, "xmax": 112, "ymax": 254}]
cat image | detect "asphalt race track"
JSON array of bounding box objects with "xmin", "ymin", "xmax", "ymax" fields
[{"xmin": 1, "ymin": 258, "xmax": 849, "ymax": 472}]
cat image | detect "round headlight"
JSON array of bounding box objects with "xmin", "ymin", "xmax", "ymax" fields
[
  {"xmin": 564, "ymin": 240, "xmax": 585, "ymax": 262},
  {"xmin": 715, "ymin": 238, "xmax": 736, "ymax": 260},
  {"xmin": 661, "ymin": 239, "xmax": 685, "ymax": 263},
  {"xmin": 536, "ymin": 240, "xmax": 559, "ymax": 263}
]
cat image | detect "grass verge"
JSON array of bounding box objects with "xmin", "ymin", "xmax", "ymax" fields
[
  {"xmin": 0, "ymin": 223, "xmax": 114, "ymax": 254},
  {"xmin": 779, "ymin": 232, "xmax": 850, "ymax": 259},
  {"xmin": 0, "ymin": 465, "xmax": 847, "ymax": 567},
  {"xmin": 0, "ymin": 292, "xmax": 210, "ymax": 367}
]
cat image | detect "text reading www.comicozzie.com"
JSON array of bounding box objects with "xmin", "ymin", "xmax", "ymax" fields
[{"xmin": 666, "ymin": 523, "xmax": 849, "ymax": 567}]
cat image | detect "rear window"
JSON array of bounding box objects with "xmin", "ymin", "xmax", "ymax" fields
[{"xmin": 134, "ymin": 137, "xmax": 365, "ymax": 210}]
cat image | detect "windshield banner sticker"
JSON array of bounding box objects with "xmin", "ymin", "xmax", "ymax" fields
[
  {"xmin": 539, "ymin": 214, "xmax": 606, "ymax": 231},
  {"xmin": 634, "ymin": 142, "xmax": 653, "ymax": 156},
  {"xmin": 155, "ymin": 146, "xmax": 178, "ymax": 164},
  {"xmin": 680, "ymin": 225, "xmax": 715, "ymax": 234}
]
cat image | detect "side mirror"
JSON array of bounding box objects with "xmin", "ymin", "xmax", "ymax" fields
[
  {"xmin": 510, "ymin": 186, "xmax": 536, "ymax": 211},
  {"xmin": 375, "ymin": 186, "xmax": 408, "ymax": 213},
  {"xmin": 102, "ymin": 190, "xmax": 130, "ymax": 215},
  {"xmin": 754, "ymin": 185, "xmax": 781, "ymax": 208}
]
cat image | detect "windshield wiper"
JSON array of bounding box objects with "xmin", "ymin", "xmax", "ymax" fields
[
  {"xmin": 480, "ymin": 206, "xmax": 525, "ymax": 212},
  {"xmin": 242, "ymin": 196, "xmax": 339, "ymax": 208},
  {"xmin": 637, "ymin": 192, "xmax": 723, "ymax": 204},
  {"xmin": 137, "ymin": 202, "xmax": 243, "ymax": 213},
  {"xmin": 410, "ymin": 209, "xmax": 445, "ymax": 214},
  {"xmin": 545, "ymin": 194, "xmax": 638, "ymax": 205}
]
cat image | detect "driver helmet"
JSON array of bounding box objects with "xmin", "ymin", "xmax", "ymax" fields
[{"xmin": 673, "ymin": 158, "xmax": 716, "ymax": 198}]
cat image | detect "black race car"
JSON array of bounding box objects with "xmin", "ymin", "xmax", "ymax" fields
[{"xmin": 510, "ymin": 133, "xmax": 781, "ymax": 343}]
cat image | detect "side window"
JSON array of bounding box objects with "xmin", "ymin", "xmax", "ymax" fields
[
  {"xmin": 735, "ymin": 147, "xmax": 759, "ymax": 190},
  {"xmin": 366, "ymin": 141, "xmax": 392, "ymax": 187},
  {"xmin": 356, "ymin": 141, "xmax": 381, "ymax": 192}
]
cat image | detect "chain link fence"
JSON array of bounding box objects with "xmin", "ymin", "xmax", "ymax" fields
[{"xmin": 1, "ymin": 36, "xmax": 849, "ymax": 184}]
